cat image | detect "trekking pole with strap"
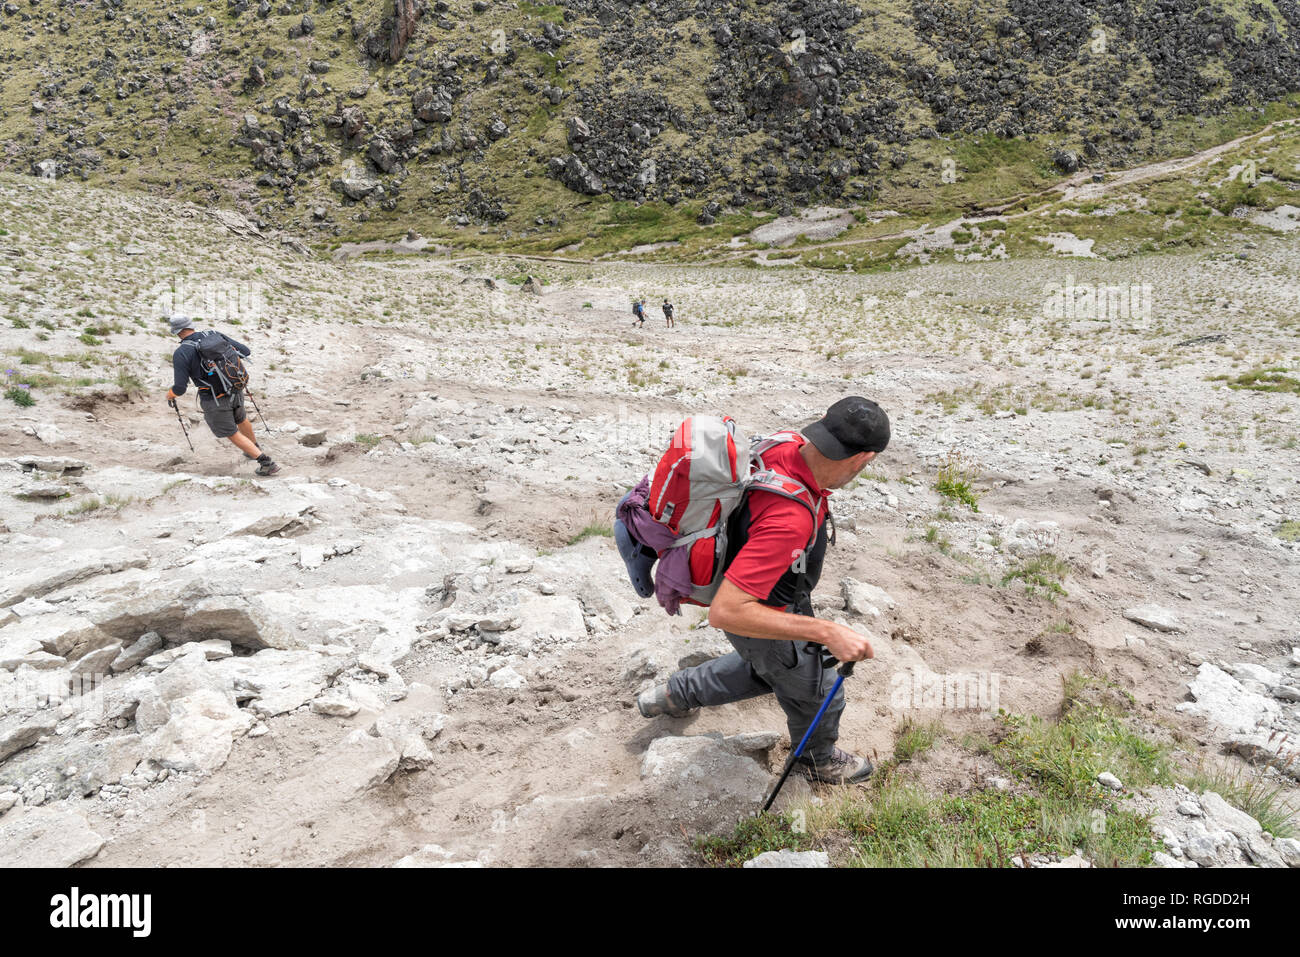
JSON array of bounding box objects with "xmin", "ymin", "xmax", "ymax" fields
[
  {"xmin": 244, "ymin": 386, "xmax": 271, "ymax": 433},
  {"xmin": 761, "ymin": 660, "xmax": 856, "ymax": 812},
  {"xmin": 168, "ymin": 398, "xmax": 195, "ymax": 452}
]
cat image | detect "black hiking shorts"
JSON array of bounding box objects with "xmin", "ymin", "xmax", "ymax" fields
[{"xmin": 199, "ymin": 390, "xmax": 247, "ymax": 438}]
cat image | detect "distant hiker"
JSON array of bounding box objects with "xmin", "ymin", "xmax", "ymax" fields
[
  {"xmin": 630, "ymin": 397, "xmax": 891, "ymax": 785},
  {"xmin": 164, "ymin": 314, "xmax": 280, "ymax": 476},
  {"xmin": 632, "ymin": 299, "xmax": 646, "ymax": 327},
  {"xmin": 662, "ymin": 298, "xmax": 674, "ymax": 328}
]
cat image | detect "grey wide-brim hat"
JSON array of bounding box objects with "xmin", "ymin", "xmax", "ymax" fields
[{"xmin": 166, "ymin": 314, "xmax": 194, "ymax": 336}]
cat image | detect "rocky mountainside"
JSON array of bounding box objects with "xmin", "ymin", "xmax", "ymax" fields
[{"xmin": 4, "ymin": 0, "xmax": 1300, "ymax": 245}]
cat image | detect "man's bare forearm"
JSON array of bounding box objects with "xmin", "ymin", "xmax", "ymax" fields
[
  {"xmin": 709, "ymin": 596, "xmax": 831, "ymax": 643},
  {"xmin": 708, "ymin": 579, "xmax": 874, "ymax": 663}
]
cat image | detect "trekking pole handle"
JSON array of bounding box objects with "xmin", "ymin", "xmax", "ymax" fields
[{"xmin": 839, "ymin": 661, "xmax": 856, "ymax": 678}]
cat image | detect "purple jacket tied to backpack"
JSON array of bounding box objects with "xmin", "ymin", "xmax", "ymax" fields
[{"xmin": 615, "ymin": 476, "xmax": 694, "ymax": 615}]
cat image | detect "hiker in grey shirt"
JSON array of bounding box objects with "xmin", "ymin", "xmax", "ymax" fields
[{"xmin": 165, "ymin": 314, "xmax": 280, "ymax": 476}]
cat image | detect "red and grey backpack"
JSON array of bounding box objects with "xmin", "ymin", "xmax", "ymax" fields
[{"xmin": 646, "ymin": 414, "xmax": 831, "ymax": 607}]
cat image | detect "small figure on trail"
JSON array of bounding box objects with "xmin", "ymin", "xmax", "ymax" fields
[
  {"xmin": 632, "ymin": 298, "xmax": 646, "ymax": 327},
  {"xmin": 662, "ymin": 298, "xmax": 674, "ymax": 329},
  {"xmin": 164, "ymin": 314, "xmax": 280, "ymax": 477}
]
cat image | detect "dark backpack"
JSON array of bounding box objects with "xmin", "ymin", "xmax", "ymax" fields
[{"xmin": 191, "ymin": 333, "xmax": 249, "ymax": 397}]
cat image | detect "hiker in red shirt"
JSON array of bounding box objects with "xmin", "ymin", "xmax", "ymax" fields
[{"xmin": 637, "ymin": 397, "xmax": 891, "ymax": 784}]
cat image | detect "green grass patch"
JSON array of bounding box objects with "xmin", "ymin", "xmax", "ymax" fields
[
  {"xmin": 4, "ymin": 385, "xmax": 34, "ymax": 407},
  {"xmin": 922, "ymin": 524, "xmax": 952, "ymax": 554},
  {"xmin": 696, "ymin": 813, "xmax": 816, "ymax": 866},
  {"xmin": 1183, "ymin": 761, "xmax": 1298, "ymax": 839},
  {"xmin": 519, "ymin": 2, "xmax": 565, "ymax": 24},
  {"xmin": 894, "ymin": 719, "xmax": 942, "ymax": 762},
  {"xmin": 1214, "ymin": 367, "xmax": 1300, "ymax": 395},
  {"xmin": 836, "ymin": 787, "xmax": 1154, "ymax": 868},
  {"xmin": 1001, "ymin": 553, "xmax": 1071, "ymax": 598},
  {"xmin": 13, "ymin": 348, "xmax": 49, "ymax": 365},
  {"xmin": 698, "ymin": 672, "xmax": 1176, "ymax": 867},
  {"xmin": 995, "ymin": 712, "xmax": 1171, "ymax": 802},
  {"xmin": 566, "ymin": 522, "xmax": 613, "ymax": 546},
  {"xmin": 115, "ymin": 369, "xmax": 145, "ymax": 394},
  {"xmin": 62, "ymin": 494, "xmax": 132, "ymax": 517},
  {"xmin": 934, "ymin": 451, "xmax": 981, "ymax": 511}
]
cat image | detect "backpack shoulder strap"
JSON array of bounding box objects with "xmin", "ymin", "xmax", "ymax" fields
[
  {"xmin": 743, "ymin": 470, "xmax": 820, "ymax": 538},
  {"xmin": 744, "ymin": 431, "xmax": 835, "ymax": 550},
  {"xmin": 748, "ymin": 432, "xmax": 816, "ymax": 510}
]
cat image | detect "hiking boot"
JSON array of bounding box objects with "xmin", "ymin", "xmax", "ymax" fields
[
  {"xmin": 255, "ymin": 456, "xmax": 280, "ymax": 477},
  {"xmin": 798, "ymin": 747, "xmax": 873, "ymax": 785},
  {"xmin": 637, "ymin": 682, "xmax": 695, "ymax": 718}
]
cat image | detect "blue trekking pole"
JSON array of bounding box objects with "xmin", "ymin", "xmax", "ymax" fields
[{"xmin": 762, "ymin": 661, "xmax": 855, "ymax": 812}]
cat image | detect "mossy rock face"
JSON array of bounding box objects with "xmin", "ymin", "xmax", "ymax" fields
[{"xmin": 2, "ymin": 0, "xmax": 1299, "ymax": 246}]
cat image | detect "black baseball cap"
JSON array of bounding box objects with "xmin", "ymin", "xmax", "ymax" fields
[{"xmin": 803, "ymin": 397, "xmax": 891, "ymax": 459}]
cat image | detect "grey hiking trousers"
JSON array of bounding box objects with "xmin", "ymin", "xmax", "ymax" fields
[{"xmin": 667, "ymin": 628, "xmax": 844, "ymax": 764}]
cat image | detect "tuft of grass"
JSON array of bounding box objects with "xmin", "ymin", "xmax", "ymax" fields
[
  {"xmin": 1275, "ymin": 520, "xmax": 1300, "ymax": 543},
  {"xmin": 1001, "ymin": 553, "xmax": 1071, "ymax": 599},
  {"xmin": 1182, "ymin": 761, "xmax": 1298, "ymax": 839},
  {"xmin": 695, "ymin": 813, "xmax": 815, "ymax": 866},
  {"xmin": 355, "ymin": 433, "xmax": 383, "ymax": 448},
  {"xmin": 566, "ymin": 522, "xmax": 613, "ymax": 546},
  {"xmin": 995, "ymin": 712, "xmax": 1171, "ymax": 803},
  {"xmin": 922, "ymin": 524, "xmax": 952, "ymax": 554},
  {"xmin": 894, "ymin": 719, "xmax": 942, "ymax": 762},
  {"xmin": 115, "ymin": 369, "xmax": 145, "ymax": 394},
  {"xmin": 1212, "ymin": 367, "xmax": 1300, "ymax": 395},
  {"xmin": 5, "ymin": 385, "xmax": 35, "ymax": 407},
  {"xmin": 934, "ymin": 451, "xmax": 981, "ymax": 511},
  {"xmin": 63, "ymin": 494, "xmax": 133, "ymax": 517},
  {"xmin": 518, "ymin": 1, "xmax": 565, "ymax": 23}
]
